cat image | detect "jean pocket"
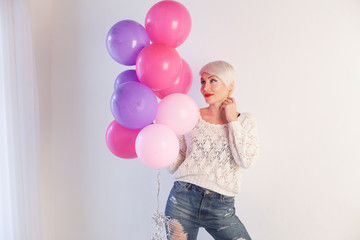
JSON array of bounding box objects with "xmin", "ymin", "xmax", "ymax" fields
[
  {"xmin": 174, "ymin": 181, "xmax": 191, "ymax": 193},
  {"xmin": 221, "ymin": 196, "xmax": 235, "ymax": 206}
]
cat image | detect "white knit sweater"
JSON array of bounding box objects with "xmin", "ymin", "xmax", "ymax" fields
[{"xmin": 168, "ymin": 112, "xmax": 259, "ymax": 196}]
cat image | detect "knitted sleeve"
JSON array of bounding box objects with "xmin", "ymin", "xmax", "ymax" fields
[
  {"xmin": 228, "ymin": 112, "xmax": 259, "ymax": 169},
  {"xmin": 167, "ymin": 135, "xmax": 187, "ymax": 174}
]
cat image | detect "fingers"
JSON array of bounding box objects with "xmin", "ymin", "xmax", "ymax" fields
[
  {"xmin": 220, "ymin": 102, "xmax": 230, "ymax": 112},
  {"xmin": 220, "ymin": 101, "xmax": 229, "ymax": 111},
  {"xmin": 223, "ymin": 97, "xmax": 236, "ymax": 105},
  {"xmin": 220, "ymin": 102, "xmax": 226, "ymax": 111},
  {"xmin": 220, "ymin": 97, "xmax": 236, "ymax": 111},
  {"xmin": 226, "ymin": 97, "xmax": 236, "ymax": 103}
]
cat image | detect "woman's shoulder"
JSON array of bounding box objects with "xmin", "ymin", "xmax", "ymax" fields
[
  {"xmin": 237, "ymin": 112, "xmax": 258, "ymax": 126},
  {"xmin": 240, "ymin": 112, "xmax": 256, "ymax": 118}
]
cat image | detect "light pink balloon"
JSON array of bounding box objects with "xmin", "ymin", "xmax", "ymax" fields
[
  {"xmin": 145, "ymin": 0, "xmax": 191, "ymax": 48},
  {"xmin": 136, "ymin": 43, "xmax": 182, "ymax": 90},
  {"xmin": 135, "ymin": 124, "xmax": 179, "ymax": 169},
  {"xmin": 155, "ymin": 93, "xmax": 199, "ymax": 136},
  {"xmin": 105, "ymin": 120, "xmax": 141, "ymax": 159},
  {"xmin": 154, "ymin": 59, "xmax": 193, "ymax": 99}
]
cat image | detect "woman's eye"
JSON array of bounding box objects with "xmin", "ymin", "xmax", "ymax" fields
[
  {"xmin": 210, "ymin": 79, "xmax": 217, "ymax": 83},
  {"xmin": 201, "ymin": 81, "xmax": 205, "ymax": 84}
]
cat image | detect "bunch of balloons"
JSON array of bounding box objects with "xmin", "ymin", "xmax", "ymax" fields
[{"xmin": 105, "ymin": 0, "xmax": 199, "ymax": 169}]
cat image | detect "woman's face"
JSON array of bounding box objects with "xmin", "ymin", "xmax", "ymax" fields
[{"xmin": 200, "ymin": 72, "xmax": 230, "ymax": 105}]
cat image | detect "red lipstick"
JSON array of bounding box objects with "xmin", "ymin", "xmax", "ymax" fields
[{"xmin": 204, "ymin": 94, "xmax": 214, "ymax": 97}]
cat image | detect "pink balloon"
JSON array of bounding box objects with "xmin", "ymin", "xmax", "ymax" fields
[
  {"xmin": 154, "ymin": 59, "xmax": 193, "ymax": 99},
  {"xmin": 105, "ymin": 120, "xmax": 141, "ymax": 159},
  {"xmin": 135, "ymin": 124, "xmax": 179, "ymax": 169},
  {"xmin": 145, "ymin": 1, "xmax": 191, "ymax": 48},
  {"xmin": 136, "ymin": 43, "xmax": 182, "ymax": 90},
  {"xmin": 155, "ymin": 93, "xmax": 199, "ymax": 136}
]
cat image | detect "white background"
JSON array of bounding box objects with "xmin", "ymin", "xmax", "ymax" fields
[{"xmin": 29, "ymin": 0, "xmax": 360, "ymax": 239}]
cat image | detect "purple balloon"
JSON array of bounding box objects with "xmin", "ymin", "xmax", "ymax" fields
[
  {"xmin": 106, "ymin": 20, "xmax": 150, "ymax": 66},
  {"xmin": 110, "ymin": 81, "xmax": 158, "ymax": 129},
  {"xmin": 114, "ymin": 69, "xmax": 140, "ymax": 90}
]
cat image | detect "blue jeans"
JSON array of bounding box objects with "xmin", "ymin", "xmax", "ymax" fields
[{"xmin": 165, "ymin": 181, "xmax": 252, "ymax": 240}]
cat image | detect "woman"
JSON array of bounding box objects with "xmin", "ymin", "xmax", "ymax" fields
[{"xmin": 165, "ymin": 61, "xmax": 259, "ymax": 240}]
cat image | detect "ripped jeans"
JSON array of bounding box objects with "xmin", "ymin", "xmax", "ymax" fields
[{"xmin": 165, "ymin": 181, "xmax": 252, "ymax": 240}]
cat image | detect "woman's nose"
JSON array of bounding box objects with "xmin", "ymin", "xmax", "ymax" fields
[{"xmin": 203, "ymin": 83, "xmax": 210, "ymax": 92}]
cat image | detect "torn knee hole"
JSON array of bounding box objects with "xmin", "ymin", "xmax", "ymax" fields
[{"xmin": 168, "ymin": 219, "xmax": 187, "ymax": 240}]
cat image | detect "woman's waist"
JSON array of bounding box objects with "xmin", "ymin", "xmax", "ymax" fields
[{"xmin": 174, "ymin": 175, "xmax": 239, "ymax": 197}]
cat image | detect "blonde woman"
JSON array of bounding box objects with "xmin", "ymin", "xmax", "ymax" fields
[{"xmin": 165, "ymin": 61, "xmax": 259, "ymax": 240}]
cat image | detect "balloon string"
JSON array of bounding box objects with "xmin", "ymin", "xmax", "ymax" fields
[
  {"xmin": 156, "ymin": 169, "xmax": 160, "ymax": 212},
  {"xmin": 151, "ymin": 169, "xmax": 171, "ymax": 240}
]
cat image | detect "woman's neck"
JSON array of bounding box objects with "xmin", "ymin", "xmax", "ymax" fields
[
  {"xmin": 206, "ymin": 104, "xmax": 222, "ymax": 117},
  {"xmin": 201, "ymin": 104, "xmax": 228, "ymax": 124}
]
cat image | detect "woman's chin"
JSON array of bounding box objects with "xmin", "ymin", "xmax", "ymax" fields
[{"xmin": 204, "ymin": 99, "xmax": 217, "ymax": 105}]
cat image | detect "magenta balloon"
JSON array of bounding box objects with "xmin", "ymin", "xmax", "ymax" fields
[
  {"xmin": 106, "ymin": 20, "xmax": 150, "ymax": 66},
  {"xmin": 155, "ymin": 93, "xmax": 199, "ymax": 136},
  {"xmin": 110, "ymin": 81, "xmax": 158, "ymax": 129},
  {"xmin": 136, "ymin": 43, "xmax": 182, "ymax": 90},
  {"xmin": 154, "ymin": 59, "xmax": 192, "ymax": 99},
  {"xmin": 135, "ymin": 124, "xmax": 179, "ymax": 169},
  {"xmin": 145, "ymin": 1, "xmax": 191, "ymax": 48},
  {"xmin": 114, "ymin": 70, "xmax": 140, "ymax": 90},
  {"xmin": 105, "ymin": 120, "xmax": 141, "ymax": 159}
]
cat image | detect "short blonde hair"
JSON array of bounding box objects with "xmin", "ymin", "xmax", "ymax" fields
[{"xmin": 199, "ymin": 60, "xmax": 236, "ymax": 96}]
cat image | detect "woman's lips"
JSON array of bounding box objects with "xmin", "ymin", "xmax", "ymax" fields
[{"xmin": 204, "ymin": 94, "xmax": 214, "ymax": 97}]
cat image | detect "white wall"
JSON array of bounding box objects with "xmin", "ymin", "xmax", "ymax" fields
[
  {"xmin": 30, "ymin": 0, "xmax": 360, "ymax": 239},
  {"xmin": 29, "ymin": 0, "xmax": 54, "ymax": 238}
]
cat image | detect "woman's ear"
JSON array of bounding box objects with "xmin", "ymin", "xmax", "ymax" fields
[
  {"xmin": 227, "ymin": 82, "xmax": 234, "ymax": 96},
  {"xmin": 229, "ymin": 82, "xmax": 234, "ymax": 91}
]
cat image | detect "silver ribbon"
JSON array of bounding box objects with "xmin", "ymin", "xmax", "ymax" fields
[{"xmin": 151, "ymin": 169, "xmax": 171, "ymax": 240}]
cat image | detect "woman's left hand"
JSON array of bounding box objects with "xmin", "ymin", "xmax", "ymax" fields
[{"xmin": 220, "ymin": 97, "xmax": 238, "ymax": 123}]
